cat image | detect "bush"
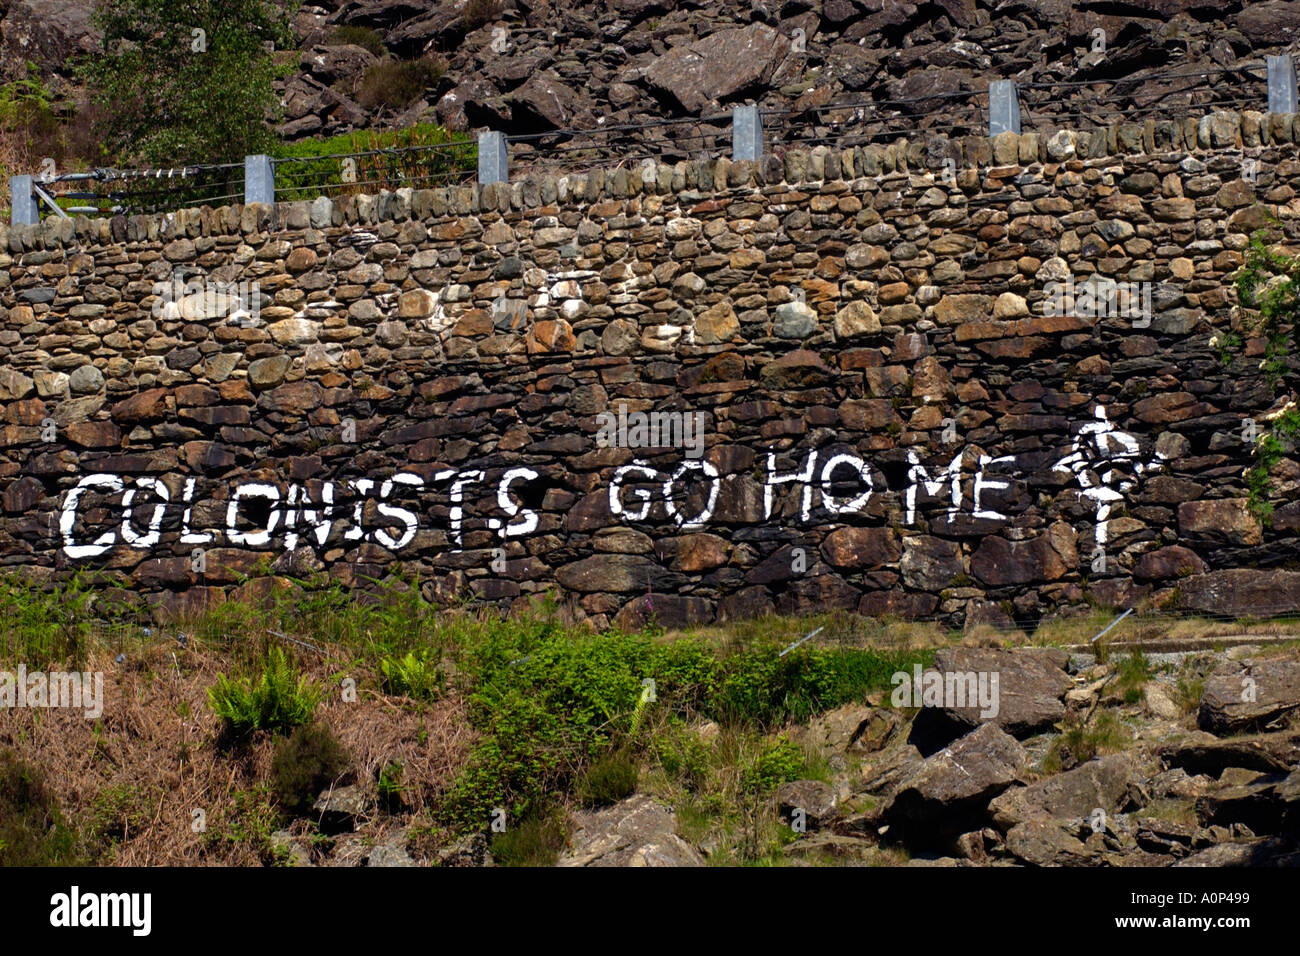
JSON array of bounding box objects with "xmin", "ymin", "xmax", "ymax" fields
[
  {"xmin": 576, "ymin": 749, "xmax": 639, "ymax": 808},
  {"xmin": 328, "ymin": 25, "xmax": 386, "ymax": 57},
  {"xmin": 357, "ymin": 56, "xmax": 446, "ymax": 112},
  {"xmin": 270, "ymin": 723, "xmax": 350, "ymax": 812},
  {"xmin": 207, "ymin": 646, "xmax": 322, "ymax": 739},
  {"xmin": 489, "ymin": 810, "xmax": 567, "ymax": 867},
  {"xmin": 273, "ymin": 123, "xmax": 475, "ymax": 201},
  {"xmin": 462, "ymin": 0, "xmax": 504, "ymax": 30},
  {"xmin": 740, "ymin": 735, "xmax": 805, "ymax": 794},
  {"xmin": 713, "ymin": 644, "xmax": 928, "ymax": 727},
  {"xmin": 650, "ymin": 718, "xmax": 710, "ymax": 792},
  {"xmin": 0, "ymin": 749, "xmax": 80, "ymax": 866}
]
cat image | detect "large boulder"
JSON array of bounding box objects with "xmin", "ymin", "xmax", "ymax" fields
[
  {"xmin": 988, "ymin": 754, "xmax": 1141, "ymax": 830},
  {"xmin": 643, "ymin": 23, "xmax": 791, "ymax": 113},
  {"xmin": 885, "ymin": 723, "xmax": 1027, "ymax": 843},
  {"xmin": 908, "ymin": 647, "xmax": 1074, "ymax": 752},
  {"xmin": 558, "ymin": 795, "xmax": 705, "ymax": 867},
  {"xmin": 1198, "ymin": 659, "xmax": 1300, "ymax": 735}
]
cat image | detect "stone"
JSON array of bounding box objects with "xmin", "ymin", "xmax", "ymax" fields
[
  {"xmin": 1198, "ymin": 659, "xmax": 1300, "ymax": 735},
  {"xmin": 773, "ymin": 300, "xmax": 818, "ymax": 339},
  {"xmin": 776, "ymin": 780, "xmax": 838, "ymax": 830},
  {"xmin": 557, "ymin": 795, "xmax": 705, "ymax": 867},
  {"xmin": 886, "ymin": 723, "xmax": 1027, "ymax": 842},
  {"xmin": 908, "ymin": 647, "xmax": 1074, "ymax": 749},
  {"xmin": 312, "ymin": 785, "xmax": 371, "ymax": 834},
  {"xmin": 695, "ymin": 301, "xmax": 739, "ymax": 344},
  {"xmin": 834, "ymin": 300, "xmax": 880, "ymax": 338}
]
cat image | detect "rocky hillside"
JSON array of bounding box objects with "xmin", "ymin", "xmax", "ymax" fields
[{"xmin": 8, "ymin": 1, "xmax": 1300, "ymax": 168}]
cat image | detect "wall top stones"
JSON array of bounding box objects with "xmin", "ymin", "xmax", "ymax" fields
[{"xmin": 3, "ymin": 110, "xmax": 1294, "ymax": 253}]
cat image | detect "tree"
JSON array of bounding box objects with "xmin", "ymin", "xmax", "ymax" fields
[{"xmin": 82, "ymin": 0, "xmax": 298, "ymax": 166}]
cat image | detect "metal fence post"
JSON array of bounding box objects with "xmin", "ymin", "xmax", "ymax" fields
[
  {"xmin": 244, "ymin": 154, "xmax": 275, "ymax": 205},
  {"xmin": 988, "ymin": 80, "xmax": 1021, "ymax": 136},
  {"xmin": 10, "ymin": 175, "xmax": 37, "ymax": 225},
  {"xmin": 733, "ymin": 104, "xmax": 763, "ymax": 161},
  {"xmin": 1269, "ymin": 55, "xmax": 1298, "ymax": 115},
  {"xmin": 478, "ymin": 131, "xmax": 508, "ymax": 185}
]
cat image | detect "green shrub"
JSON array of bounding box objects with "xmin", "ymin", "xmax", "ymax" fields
[
  {"xmin": 576, "ymin": 749, "xmax": 639, "ymax": 808},
  {"xmin": 0, "ymin": 749, "xmax": 80, "ymax": 865},
  {"xmin": 328, "ymin": 25, "xmax": 386, "ymax": 57},
  {"xmin": 377, "ymin": 760, "xmax": 406, "ymax": 812},
  {"xmin": 489, "ymin": 810, "xmax": 567, "ymax": 867},
  {"xmin": 86, "ymin": 783, "xmax": 152, "ymax": 848},
  {"xmin": 650, "ymin": 718, "xmax": 710, "ymax": 791},
  {"xmin": 273, "ymin": 123, "xmax": 475, "ymax": 201},
  {"xmin": 270, "ymin": 722, "xmax": 349, "ymax": 812},
  {"xmin": 379, "ymin": 648, "xmax": 441, "ymax": 700},
  {"xmin": 713, "ymin": 644, "xmax": 928, "ymax": 727},
  {"xmin": 207, "ymin": 646, "xmax": 322, "ymax": 739},
  {"xmin": 357, "ymin": 56, "xmax": 446, "ymax": 111},
  {"xmin": 740, "ymin": 735, "xmax": 804, "ymax": 794}
]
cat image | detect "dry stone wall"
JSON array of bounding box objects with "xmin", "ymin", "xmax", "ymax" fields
[{"xmin": 4, "ymin": 110, "xmax": 1300, "ymax": 628}]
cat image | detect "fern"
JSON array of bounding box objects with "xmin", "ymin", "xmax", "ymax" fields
[{"xmin": 207, "ymin": 647, "xmax": 321, "ymax": 738}]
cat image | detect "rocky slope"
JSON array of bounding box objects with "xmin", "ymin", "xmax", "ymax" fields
[
  {"xmin": 9, "ymin": 1, "xmax": 1300, "ymax": 169},
  {"xmin": 264, "ymin": 641, "xmax": 1300, "ymax": 867}
]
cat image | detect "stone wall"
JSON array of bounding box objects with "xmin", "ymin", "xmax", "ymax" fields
[{"xmin": 4, "ymin": 109, "xmax": 1300, "ymax": 628}]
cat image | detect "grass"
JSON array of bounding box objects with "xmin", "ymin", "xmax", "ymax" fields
[
  {"xmin": 3, "ymin": 571, "xmax": 1299, "ymax": 866},
  {"xmin": 1041, "ymin": 712, "xmax": 1132, "ymax": 774},
  {"xmin": 1113, "ymin": 651, "xmax": 1155, "ymax": 704}
]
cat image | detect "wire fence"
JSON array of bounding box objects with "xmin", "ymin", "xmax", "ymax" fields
[{"xmin": 10, "ymin": 58, "xmax": 1283, "ymax": 223}]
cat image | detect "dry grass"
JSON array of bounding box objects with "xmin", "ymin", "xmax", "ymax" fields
[{"xmin": 0, "ymin": 642, "xmax": 473, "ymax": 865}]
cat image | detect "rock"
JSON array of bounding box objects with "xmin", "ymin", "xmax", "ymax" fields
[
  {"xmin": 643, "ymin": 23, "xmax": 790, "ymax": 113},
  {"xmin": 558, "ymin": 795, "xmax": 705, "ymax": 867},
  {"xmin": 776, "ymin": 780, "xmax": 838, "ymax": 830},
  {"xmin": 886, "ymin": 723, "xmax": 1027, "ymax": 843},
  {"xmin": 694, "ymin": 301, "xmax": 739, "ymax": 344},
  {"xmin": 1004, "ymin": 817, "xmax": 1101, "ymax": 866},
  {"xmin": 1179, "ymin": 570, "xmax": 1300, "ymax": 618},
  {"xmin": 312, "ymin": 785, "xmax": 371, "ymax": 834},
  {"xmin": 773, "ymin": 300, "xmax": 818, "ymax": 338},
  {"xmin": 1178, "ymin": 499, "xmax": 1262, "ymax": 546},
  {"xmin": 802, "ymin": 704, "xmax": 901, "ymax": 754},
  {"xmin": 1195, "ymin": 769, "xmax": 1291, "ymax": 834},
  {"xmin": 820, "ymin": 526, "xmax": 900, "ymax": 569},
  {"xmin": 509, "ymin": 70, "xmax": 592, "ymax": 129},
  {"xmin": 1134, "ymin": 545, "xmax": 1206, "ymax": 581},
  {"xmin": 900, "ymin": 535, "xmax": 962, "ymax": 590},
  {"xmin": 908, "ymin": 647, "xmax": 1074, "ymax": 751},
  {"xmin": 367, "ymin": 831, "xmax": 415, "ymax": 867},
  {"xmin": 988, "ymin": 754, "xmax": 1139, "ymax": 830},
  {"xmin": 437, "ymin": 832, "xmax": 492, "ymax": 867},
  {"xmin": 970, "ymin": 535, "xmax": 1067, "ymax": 586},
  {"xmin": 834, "ymin": 301, "xmax": 880, "ymax": 338},
  {"xmin": 1143, "ymin": 682, "xmax": 1182, "ymax": 720},
  {"xmin": 557, "ymin": 554, "xmax": 684, "ymax": 593},
  {"xmin": 68, "ymin": 364, "xmax": 103, "ymax": 395},
  {"xmin": 1159, "ymin": 731, "xmax": 1300, "ymax": 776},
  {"xmin": 270, "ymin": 829, "xmax": 313, "ymax": 867},
  {"xmin": 1198, "ymin": 659, "xmax": 1300, "ymax": 735}
]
